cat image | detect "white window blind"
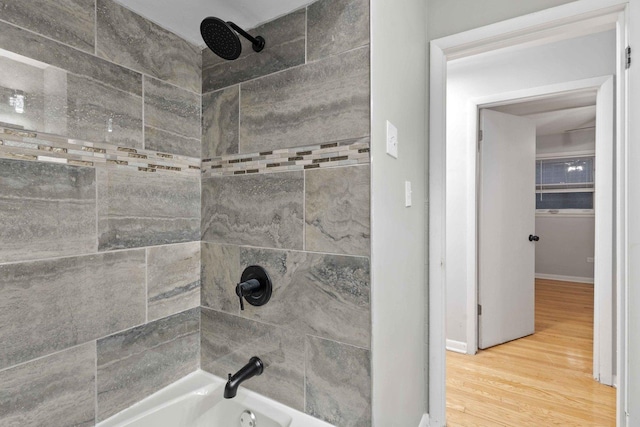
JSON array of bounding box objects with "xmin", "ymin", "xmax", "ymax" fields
[{"xmin": 536, "ymin": 156, "xmax": 594, "ymax": 211}]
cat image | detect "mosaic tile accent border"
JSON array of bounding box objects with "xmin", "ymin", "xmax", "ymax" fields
[
  {"xmin": 0, "ymin": 126, "xmax": 200, "ymax": 175},
  {"xmin": 201, "ymin": 138, "xmax": 370, "ymax": 177}
]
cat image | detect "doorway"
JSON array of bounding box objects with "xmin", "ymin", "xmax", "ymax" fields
[{"xmin": 428, "ymin": 2, "xmax": 629, "ymax": 426}]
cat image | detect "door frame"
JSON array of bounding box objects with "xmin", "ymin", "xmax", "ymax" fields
[
  {"xmin": 428, "ymin": 1, "xmax": 629, "ymax": 426},
  {"xmin": 467, "ymin": 76, "xmax": 615, "ymax": 385}
]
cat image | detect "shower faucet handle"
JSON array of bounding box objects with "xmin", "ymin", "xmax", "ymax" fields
[
  {"xmin": 235, "ymin": 279, "xmax": 260, "ymax": 310},
  {"xmin": 235, "ymin": 266, "xmax": 272, "ymax": 311}
]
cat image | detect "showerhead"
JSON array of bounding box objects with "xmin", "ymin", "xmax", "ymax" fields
[{"xmin": 200, "ymin": 17, "xmax": 265, "ymax": 61}]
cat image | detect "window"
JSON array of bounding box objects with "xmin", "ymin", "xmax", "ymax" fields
[{"xmin": 536, "ymin": 156, "xmax": 594, "ymax": 212}]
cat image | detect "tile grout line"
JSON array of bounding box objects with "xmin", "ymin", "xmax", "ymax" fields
[
  {"xmin": 198, "ymin": 241, "xmax": 371, "ymax": 260},
  {"xmin": 95, "ymin": 165, "xmax": 99, "ymax": 252},
  {"xmin": 94, "ymin": 0, "xmax": 98, "ymax": 56},
  {"xmin": 0, "ymin": 17, "xmax": 201, "ymax": 96},
  {"xmin": 0, "ymin": 241, "xmax": 199, "ymax": 267},
  {"xmin": 0, "ymin": 306, "xmax": 198, "ymax": 376},
  {"xmin": 145, "ymin": 248, "xmax": 149, "ymax": 323},
  {"xmin": 94, "ymin": 340, "xmax": 98, "ymax": 423},
  {"xmin": 142, "ymin": 75, "xmax": 146, "ymax": 150},
  {"xmin": 304, "ymin": 6, "xmax": 308, "ymax": 64},
  {"xmin": 303, "ymin": 170, "xmax": 306, "ymax": 251},
  {"xmin": 202, "ymin": 43, "xmax": 370, "ymax": 96},
  {"xmin": 303, "ymin": 336, "xmax": 307, "ymax": 413},
  {"xmin": 237, "ymin": 84, "xmax": 241, "ymax": 154}
]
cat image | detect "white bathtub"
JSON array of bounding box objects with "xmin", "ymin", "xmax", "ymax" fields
[{"xmin": 97, "ymin": 370, "xmax": 334, "ymax": 427}]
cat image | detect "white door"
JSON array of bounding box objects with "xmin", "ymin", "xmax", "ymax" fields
[{"xmin": 478, "ymin": 109, "xmax": 537, "ymax": 349}]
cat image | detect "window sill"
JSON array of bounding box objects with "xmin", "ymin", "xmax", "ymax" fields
[{"xmin": 536, "ymin": 209, "xmax": 595, "ymax": 218}]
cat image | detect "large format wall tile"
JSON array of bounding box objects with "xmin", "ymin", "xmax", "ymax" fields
[
  {"xmin": 202, "ymin": 85, "xmax": 239, "ymax": 158},
  {"xmin": 0, "ymin": 20, "xmax": 142, "ymax": 96},
  {"xmin": 305, "ymin": 165, "xmax": 370, "ymax": 256},
  {"xmin": 201, "ymin": 172, "xmax": 304, "ymax": 250},
  {"xmin": 0, "ymin": 343, "xmax": 96, "ymax": 427},
  {"xmin": 67, "ymin": 73, "xmax": 143, "ymax": 148},
  {"xmin": 305, "ymin": 336, "xmax": 371, "ymax": 427},
  {"xmin": 201, "ymin": 244, "xmax": 370, "ymax": 348},
  {"xmin": 0, "ymin": 250, "xmax": 145, "ymax": 370},
  {"xmin": 307, "ymin": 0, "xmax": 370, "ymax": 61},
  {"xmin": 97, "ymin": 0, "xmax": 201, "ymax": 93},
  {"xmin": 144, "ymin": 126, "xmax": 200, "ymax": 158},
  {"xmin": 201, "ymin": 308, "xmax": 304, "ymax": 411},
  {"xmin": 0, "ymin": 159, "xmax": 96, "ymax": 263},
  {"xmin": 240, "ymin": 248, "xmax": 371, "ymax": 348},
  {"xmin": 201, "ymin": 242, "xmax": 240, "ymax": 312},
  {"xmin": 97, "ymin": 168, "xmax": 200, "ymax": 251},
  {"xmin": 239, "ymin": 46, "xmax": 369, "ymax": 153},
  {"xmin": 147, "ymin": 242, "xmax": 201, "ymax": 322},
  {"xmin": 144, "ymin": 76, "xmax": 200, "ymax": 157},
  {"xmin": 202, "ymin": 9, "xmax": 306, "ymax": 93},
  {"xmin": 97, "ymin": 308, "xmax": 200, "ymax": 421},
  {"xmin": 0, "ymin": 0, "xmax": 95, "ymax": 53}
]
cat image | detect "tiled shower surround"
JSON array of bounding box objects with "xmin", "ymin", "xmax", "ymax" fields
[{"xmin": 0, "ymin": 0, "xmax": 371, "ymax": 426}]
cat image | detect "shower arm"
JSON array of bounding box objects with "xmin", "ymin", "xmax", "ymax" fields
[{"xmin": 227, "ymin": 22, "xmax": 265, "ymax": 51}]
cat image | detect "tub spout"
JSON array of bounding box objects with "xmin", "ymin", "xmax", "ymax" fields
[{"xmin": 224, "ymin": 356, "xmax": 264, "ymax": 398}]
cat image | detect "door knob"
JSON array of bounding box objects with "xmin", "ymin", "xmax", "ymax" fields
[{"xmin": 529, "ymin": 234, "xmax": 539, "ymax": 242}]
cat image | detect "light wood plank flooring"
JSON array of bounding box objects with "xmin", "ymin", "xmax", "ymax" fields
[{"xmin": 446, "ymin": 279, "xmax": 616, "ymax": 426}]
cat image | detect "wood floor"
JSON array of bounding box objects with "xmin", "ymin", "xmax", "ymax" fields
[{"xmin": 446, "ymin": 279, "xmax": 616, "ymax": 426}]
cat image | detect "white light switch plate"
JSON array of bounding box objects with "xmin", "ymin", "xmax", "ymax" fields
[
  {"xmin": 386, "ymin": 120, "xmax": 398, "ymax": 158},
  {"xmin": 405, "ymin": 181, "xmax": 412, "ymax": 207}
]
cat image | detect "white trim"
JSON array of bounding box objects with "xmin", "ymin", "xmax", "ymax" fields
[
  {"xmin": 428, "ymin": 42, "xmax": 447, "ymax": 427},
  {"xmin": 537, "ymin": 150, "xmax": 596, "ymax": 159},
  {"xmin": 466, "ymin": 75, "xmax": 613, "ymax": 361},
  {"xmin": 419, "ymin": 413, "xmax": 429, "ymax": 427},
  {"xmin": 535, "ymin": 273, "xmax": 595, "ymax": 284},
  {"xmin": 445, "ymin": 339, "xmax": 468, "ymax": 354},
  {"xmin": 615, "ymin": 6, "xmax": 630, "ymax": 425},
  {"xmin": 428, "ymin": 2, "xmax": 629, "ymax": 426},
  {"xmin": 593, "ymin": 75, "xmax": 615, "ymax": 386},
  {"xmin": 536, "ymin": 211, "xmax": 595, "ymax": 217}
]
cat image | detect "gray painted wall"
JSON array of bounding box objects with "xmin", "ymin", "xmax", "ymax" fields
[
  {"xmin": 0, "ymin": 1, "xmax": 202, "ymax": 424},
  {"xmin": 370, "ymin": 0, "xmax": 428, "ymax": 425},
  {"xmin": 535, "ymin": 215, "xmax": 595, "ymax": 280},
  {"xmin": 535, "ymin": 130, "xmax": 595, "ymax": 281},
  {"xmin": 199, "ymin": 1, "xmax": 373, "ymax": 425}
]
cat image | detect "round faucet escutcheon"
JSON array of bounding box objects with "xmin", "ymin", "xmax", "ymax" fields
[{"xmin": 236, "ymin": 265, "xmax": 272, "ymax": 311}]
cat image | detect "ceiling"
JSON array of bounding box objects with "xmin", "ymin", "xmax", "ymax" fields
[
  {"xmin": 490, "ymin": 90, "xmax": 597, "ymax": 136},
  {"xmin": 115, "ymin": 0, "xmax": 312, "ymax": 46}
]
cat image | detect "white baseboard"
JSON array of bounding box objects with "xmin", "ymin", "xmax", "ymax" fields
[
  {"xmin": 419, "ymin": 413, "xmax": 429, "ymax": 427},
  {"xmin": 535, "ymin": 273, "xmax": 594, "ymax": 284},
  {"xmin": 446, "ymin": 339, "xmax": 467, "ymax": 354}
]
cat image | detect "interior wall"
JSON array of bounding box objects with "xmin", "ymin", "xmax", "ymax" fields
[
  {"xmin": 535, "ymin": 215, "xmax": 595, "ymax": 280},
  {"xmin": 199, "ymin": 1, "xmax": 373, "ymax": 425},
  {"xmin": 427, "ymin": 0, "xmax": 577, "ymax": 40},
  {"xmin": 535, "ymin": 129, "xmax": 596, "ymax": 282},
  {"xmin": 370, "ymin": 0, "xmax": 428, "ymax": 425},
  {"xmin": 0, "ymin": 0, "xmax": 202, "ymax": 424},
  {"xmin": 445, "ymin": 29, "xmax": 615, "ymax": 346}
]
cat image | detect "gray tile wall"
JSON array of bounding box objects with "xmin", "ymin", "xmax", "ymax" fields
[
  {"xmin": 96, "ymin": 0, "xmax": 201, "ymax": 93},
  {"xmin": 0, "ymin": 1, "xmax": 203, "ymax": 425},
  {"xmin": 97, "ymin": 168, "xmax": 200, "ymax": 251},
  {"xmin": 200, "ymin": 1, "xmax": 371, "ymax": 425},
  {"xmin": 1, "ymin": 0, "xmax": 373, "ymax": 425},
  {"xmin": 97, "ymin": 308, "xmax": 200, "ymax": 421}
]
